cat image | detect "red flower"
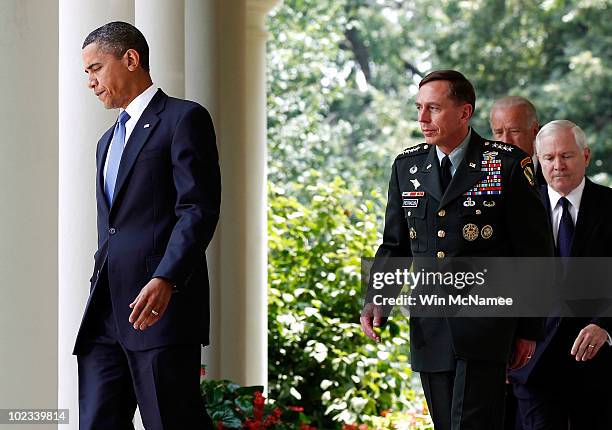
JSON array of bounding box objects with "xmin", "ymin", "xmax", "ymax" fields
[
  {"xmin": 200, "ymin": 365, "xmax": 206, "ymax": 377},
  {"xmin": 216, "ymin": 421, "xmax": 224, "ymax": 430},
  {"xmin": 253, "ymin": 391, "xmax": 266, "ymax": 422},
  {"xmin": 342, "ymin": 425, "xmax": 358, "ymax": 430},
  {"xmin": 289, "ymin": 406, "xmax": 304, "ymax": 412}
]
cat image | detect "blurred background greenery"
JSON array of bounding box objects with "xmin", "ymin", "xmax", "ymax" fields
[{"xmin": 265, "ymin": 0, "xmax": 610, "ymax": 428}]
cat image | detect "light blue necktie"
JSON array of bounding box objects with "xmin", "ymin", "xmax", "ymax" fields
[{"xmin": 104, "ymin": 110, "xmax": 131, "ymax": 204}]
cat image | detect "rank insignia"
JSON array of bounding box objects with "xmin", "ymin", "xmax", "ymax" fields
[
  {"xmin": 523, "ymin": 165, "xmax": 535, "ymax": 186},
  {"xmin": 462, "ymin": 224, "xmax": 479, "ymax": 241},
  {"xmin": 409, "ymin": 227, "xmax": 417, "ymax": 239},
  {"xmin": 481, "ymin": 225, "xmax": 493, "ymax": 239},
  {"xmin": 410, "ymin": 165, "xmax": 418, "ymax": 174},
  {"xmin": 402, "ymin": 199, "xmax": 419, "ymax": 208}
]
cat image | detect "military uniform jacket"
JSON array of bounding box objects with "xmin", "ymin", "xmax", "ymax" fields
[{"xmin": 373, "ymin": 130, "xmax": 554, "ymax": 372}]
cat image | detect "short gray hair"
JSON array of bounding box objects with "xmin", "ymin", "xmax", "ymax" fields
[
  {"xmin": 490, "ymin": 96, "xmax": 538, "ymax": 126},
  {"xmin": 535, "ymin": 120, "xmax": 588, "ymax": 154}
]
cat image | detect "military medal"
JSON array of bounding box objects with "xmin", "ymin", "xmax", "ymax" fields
[
  {"xmin": 462, "ymin": 224, "xmax": 479, "ymax": 241},
  {"xmin": 409, "ymin": 227, "xmax": 417, "ymax": 239},
  {"xmin": 481, "ymin": 225, "xmax": 493, "ymax": 239}
]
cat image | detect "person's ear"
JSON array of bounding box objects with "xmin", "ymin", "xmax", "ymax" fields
[
  {"xmin": 124, "ymin": 49, "xmax": 140, "ymax": 72},
  {"xmin": 584, "ymin": 147, "xmax": 591, "ymax": 167}
]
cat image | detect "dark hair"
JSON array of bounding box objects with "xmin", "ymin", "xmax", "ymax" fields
[
  {"xmin": 82, "ymin": 21, "xmax": 150, "ymax": 72},
  {"xmin": 419, "ymin": 70, "xmax": 476, "ymax": 113}
]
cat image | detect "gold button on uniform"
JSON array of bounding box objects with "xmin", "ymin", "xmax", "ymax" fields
[
  {"xmin": 438, "ymin": 209, "xmax": 446, "ymax": 217},
  {"xmin": 437, "ymin": 251, "xmax": 445, "ymax": 259},
  {"xmin": 437, "ymin": 230, "xmax": 446, "ymax": 238}
]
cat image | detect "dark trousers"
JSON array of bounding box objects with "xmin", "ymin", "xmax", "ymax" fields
[
  {"xmin": 420, "ymin": 359, "xmax": 506, "ymax": 430},
  {"xmin": 77, "ymin": 271, "xmax": 212, "ymax": 429}
]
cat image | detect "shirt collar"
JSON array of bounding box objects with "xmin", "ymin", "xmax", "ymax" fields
[
  {"xmin": 121, "ymin": 84, "xmax": 159, "ymax": 122},
  {"xmin": 548, "ymin": 177, "xmax": 586, "ymax": 211},
  {"xmin": 436, "ymin": 128, "xmax": 472, "ymax": 168}
]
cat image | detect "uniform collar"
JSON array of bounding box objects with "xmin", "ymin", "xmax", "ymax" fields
[{"xmin": 436, "ymin": 128, "xmax": 472, "ymax": 170}]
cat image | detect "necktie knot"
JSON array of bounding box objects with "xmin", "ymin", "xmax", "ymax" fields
[
  {"xmin": 560, "ymin": 196, "xmax": 570, "ymax": 210},
  {"xmin": 557, "ymin": 196, "xmax": 574, "ymax": 257},
  {"xmin": 118, "ymin": 110, "xmax": 130, "ymax": 125}
]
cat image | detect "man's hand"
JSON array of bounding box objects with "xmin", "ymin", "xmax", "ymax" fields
[
  {"xmin": 508, "ymin": 338, "xmax": 536, "ymax": 369},
  {"xmin": 571, "ymin": 323, "xmax": 608, "ymax": 361},
  {"xmin": 360, "ymin": 303, "xmax": 383, "ymax": 342},
  {"xmin": 128, "ymin": 277, "xmax": 174, "ymax": 331}
]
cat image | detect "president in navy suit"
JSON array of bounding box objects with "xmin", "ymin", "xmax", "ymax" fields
[
  {"xmin": 73, "ymin": 22, "xmax": 220, "ymax": 429},
  {"xmin": 510, "ymin": 120, "xmax": 612, "ymax": 429}
]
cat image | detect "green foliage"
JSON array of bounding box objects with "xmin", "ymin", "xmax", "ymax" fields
[{"xmin": 268, "ymin": 176, "xmax": 419, "ymax": 428}]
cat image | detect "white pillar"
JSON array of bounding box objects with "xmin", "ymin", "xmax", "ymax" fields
[
  {"xmin": 135, "ymin": 0, "xmax": 185, "ymax": 98},
  {"xmin": 185, "ymin": 0, "xmax": 221, "ymax": 377},
  {"xmin": 211, "ymin": 0, "xmax": 277, "ymax": 387},
  {"xmin": 0, "ymin": 3, "xmax": 58, "ymax": 429},
  {"xmin": 58, "ymin": 2, "xmax": 134, "ymax": 429}
]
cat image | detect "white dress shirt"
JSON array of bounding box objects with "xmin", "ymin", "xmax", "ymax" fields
[{"xmin": 103, "ymin": 84, "xmax": 159, "ymax": 180}]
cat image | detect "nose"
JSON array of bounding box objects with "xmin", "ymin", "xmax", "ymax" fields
[
  {"xmin": 418, "ymin": 109, "xmax": 430, "ymax": 123},
  {"xmin": 553, "ymin": 157, "xmax": 565, "ymax": 171},
  {"xmin": 87, "ymin": 74, "xmax": 97, "ymax": 89}
]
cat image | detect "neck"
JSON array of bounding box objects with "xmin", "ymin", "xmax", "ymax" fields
[
  {"xmin": 121, "ymin": 76, "xmax": 154, "ymax": 109},
  {"xmin": 437, "ymin": 127, "xmax": 469, "ymax": 155}
]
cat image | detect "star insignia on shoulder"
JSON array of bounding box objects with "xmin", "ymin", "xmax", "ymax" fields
[
  {"xmin": 490, "ymin": 142, "xmax": 514, "ymax": 152},
  {"xmin": 397, "ymin": 143, "xmax": 429, "ymax": 159}
]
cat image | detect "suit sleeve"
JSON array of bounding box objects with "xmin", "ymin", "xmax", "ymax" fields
[
  {"xmin": 505, "ymin": 155, "xmax": 555, "ymax": 340},
  {"xmin": 153, "ymin": 105, "xmax": 221, "ymax": 286},
  {"xmin": 366, "ymin": 159, "xmax": 412, "ymax": 309}
]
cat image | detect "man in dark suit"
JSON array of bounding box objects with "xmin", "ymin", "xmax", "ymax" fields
[
  {"xmin": 510, "ymin": 120, "xmax": 612, "ymax": 429},
  {"xmin": 73, "ymin": 22, "xmax": 220, "ymax": 429},
  {"xmin": 361, "ymin": 70, "xmax": 554, "ymax": 429},
  {"xmin": 490, "ymin": 96, "xmax": 545, "ymax": 186}
]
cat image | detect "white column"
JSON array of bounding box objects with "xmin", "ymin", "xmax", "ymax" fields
[
  {"xmin": 211, "ymin": 0, "xmax": 278, "ymax": 387},
  {"xmin": 185, "ymin": 0, "xmax": 221, "ymax": 377},
  {"xmin": 135, "ymin": 0, "xmax": 185, "ymax": 98},
  {"xmin": 58, "ymin": 2, "xmax": 134, "ymax": 429},
  {"xmin": 0, "ymin": 3, "xmax": 58, "ymax": 429}
]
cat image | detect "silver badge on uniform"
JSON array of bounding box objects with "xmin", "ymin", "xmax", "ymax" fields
[
  {"xmin": 410, "ymin": 165, "xmax": 418, "ymax": 174},
  {"xmin": 483, "ymin": 201, "xmax": 496, "ymax": 207},
  {"xmin": 463, "ymin": 198, "xmax": 475, "ymax": 207},
  {"xmin": 410, "ymin": 178, "xmax": 421, "ymax": 189},
  {"xmin": 409, "ymin": 227, "xmax": 417, "ymax": 239}
]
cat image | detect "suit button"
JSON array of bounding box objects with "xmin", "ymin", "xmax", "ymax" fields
[
  {"xmin": 108, "ymin": 227, "xmax": 116, "ymax": 235},
  {"xmin": 437, "ymin": 251, "xmax": 445, "ymax": 259},
  {"xmin": 438, "ymin": 209, "xmax": 446, "ymax": 217},
  {"xmin": 437, "ymin": 230, "xmax": 446, "ymax": 238}
]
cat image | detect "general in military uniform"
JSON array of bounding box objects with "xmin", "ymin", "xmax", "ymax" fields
[{"xmin": 361, "ymin": 70, "xmax": 554, "ymax": 430}]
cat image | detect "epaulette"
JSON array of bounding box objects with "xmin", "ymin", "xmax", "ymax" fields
[{"xmin": 396, "ymin": 143, "xmax": 430, "ymax": 160}]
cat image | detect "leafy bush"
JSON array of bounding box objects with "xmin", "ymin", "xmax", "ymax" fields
[{"xmin": 268, "ymin": 175, "xmax": 424, "ymax": 428}]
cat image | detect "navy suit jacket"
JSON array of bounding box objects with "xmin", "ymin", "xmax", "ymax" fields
[
  {"xmin": 73, "ymin": 89, "xmax": 220, "ymax": 353},
  {"xmin": 510, "ymin": 178, "xmax": 612, "ymax": 384}
]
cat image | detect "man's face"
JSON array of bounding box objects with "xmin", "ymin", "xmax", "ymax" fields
[
  {"xmin": 82, "ymin": 43, "xmax": 131, "ymax": 109},
  {"xmin": 490, "ymin": 106, "xmax": 538, "ymax": 155},
  {"xmin": 538, "ymin": 128, "xmax": 590, "ymax": 196},
  {"xmin": 415, "ymin": 80, "xmax": 472, "ymax": 146}
]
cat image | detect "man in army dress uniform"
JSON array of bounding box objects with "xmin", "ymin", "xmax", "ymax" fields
[{"xmin": 361, "ymin": 70, "xmax": 554, "ymax": 429}]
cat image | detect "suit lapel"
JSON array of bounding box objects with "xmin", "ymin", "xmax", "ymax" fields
[
  {"xmin": 571, "ymin": 178, "xmax": 595, "ymax": 256},
  {"xmin": 414, "ymin": 146, "xmax": 443, "ymax": 203},
  {"xmin": 97, "ymin": 126, "xmax": 115, "ymax": 211},
  {"xmin": 110, "ymin": 89, "xmax": 166, "ymax": 208},
  {"xmin": 438, "ymin": 133, "xmax": 486, "ymax": 210}
]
